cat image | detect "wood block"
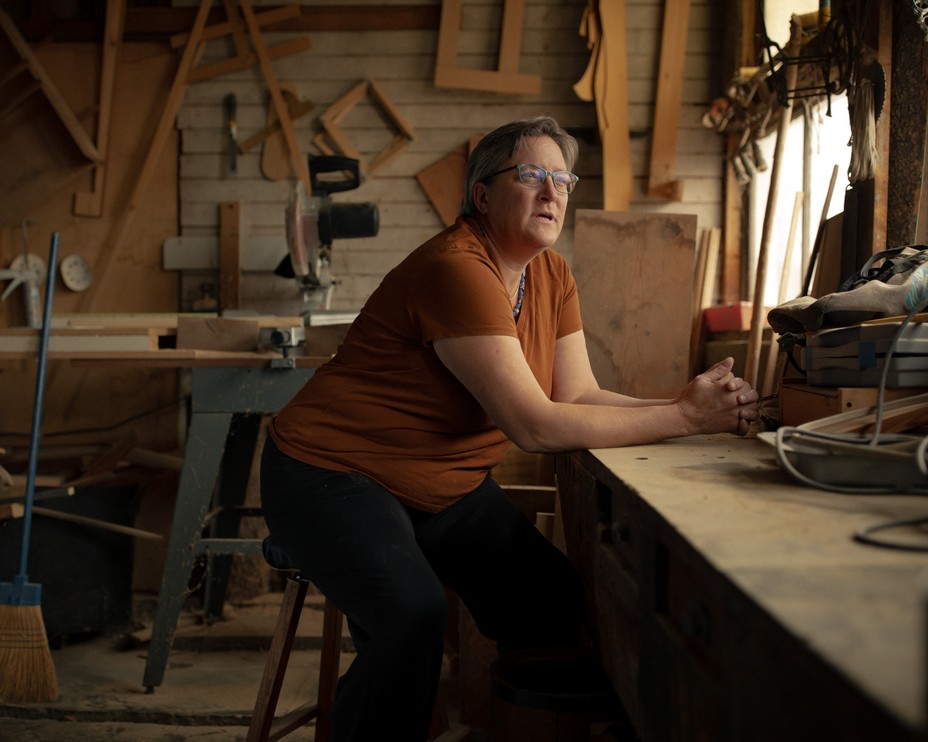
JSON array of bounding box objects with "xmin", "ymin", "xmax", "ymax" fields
[
  {"xmin": 175, "ymin": 315, "xmax": 259, "ymax": 352},
  {"xmin": 572, "ymin": 210, "xmax": 697, "ymax": 398},
  {"xmin": 416, "ymin": 144, "xmax": 468, "ymax": 227}
]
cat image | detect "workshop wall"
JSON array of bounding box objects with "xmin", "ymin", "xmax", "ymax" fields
[{"xmin": 174, "ymin": 0, "xmax": 726, "ymax": 314}]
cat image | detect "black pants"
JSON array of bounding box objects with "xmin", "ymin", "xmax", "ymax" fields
[{"xmin": 260, "ymin": 436, "xmax": 583, "ymax": 742}]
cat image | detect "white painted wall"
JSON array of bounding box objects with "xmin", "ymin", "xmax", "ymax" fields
[{"xmin": 174, "ymin": 0, "xmax": 726, "ymax": 313}]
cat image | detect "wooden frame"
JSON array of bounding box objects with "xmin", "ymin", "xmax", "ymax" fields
[
  {"xmin": 434, "ymin": 0, "xmax": 541, "ymax": 96},
  {"xmin": 315, "ymin": 79, "xmax": 416, "ymax": 179}
]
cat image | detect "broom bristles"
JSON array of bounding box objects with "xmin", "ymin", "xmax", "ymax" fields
[{"xmin": 0, "ymin": 603, "xmax": 58, "ymax": 703}]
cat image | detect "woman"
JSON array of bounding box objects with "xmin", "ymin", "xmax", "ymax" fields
[{"xmin": 261, "ymin": 116, "xmax": 758, "ymax": 741}]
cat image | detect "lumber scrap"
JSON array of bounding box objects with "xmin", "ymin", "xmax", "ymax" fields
[{"xmin": 573, "ymin": 210, "xmax": 696, "ymax": 398}]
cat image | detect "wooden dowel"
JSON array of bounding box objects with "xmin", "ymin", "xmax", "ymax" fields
[
  {"xmin": 32, "ymin": 505, "xmax": 163, "ymax": 541},
  {"xmin": 745, "ymin": 16, "xmax": 801, "ymax": 389}
]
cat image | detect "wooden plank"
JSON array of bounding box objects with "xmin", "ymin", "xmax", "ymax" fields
[
  {"xmin": 185, "ymin": 37, "xmax": 311, "ymax": 84},
  {"xmin": 33, "ymin": 504, "xmax": 163, "ymax": 541},
  {"xmin": 219, "ymin": 201, "xmax": 242, "ymax": 311},
  {"xmin": 647, "ymin": 0, "xmax": 690, "ymax": 200},
  {"xmin": 65, "ymin": 350, "xmax": 330, "ymax": 368},
  {"xmin": 125, "ymin": 5, "xmax": 440, "ymax": 37},
  {"xmin": 76, "ymin": 0, "xmax": 213, "ymax": 312},
  {"xmin": 238, "ymin": 0, "xmax": 313, "ymax": 196},
  {"xmin": 0, "ymin": 8, "xmax": 101, "ymax": 164},
  {"xmin": 574, "ymin": 0, "xmax": 633, "ymax": 211},
  {"xmin": 175, "ymin": 315, "xmax": 260, "ymax": 352},
  {"xmin": 690, "ymin": 226, "xmax": 721, "ymax": 376},
  {"xmin": 168, "ymin": 3, "xmax": 299, "ymax": 48},
  {"xmin": 572, "ymin": 209, "xmax": 697, "ymax": 398},
  {"xmin": 73, "ymin": 0, "xmax": 125, "ymax": 217},
  {"xmin": 0, "ymin": 327, "xmax": 170, "ymax": 353}
]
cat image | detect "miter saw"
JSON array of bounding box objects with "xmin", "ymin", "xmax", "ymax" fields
[
  {"xmin": 279, "ymin": 155, "xmax": 379, "ymax": 311},
  {"xmin": 267, "ymin": 155, "xmax": 378, "ymax": 366}
]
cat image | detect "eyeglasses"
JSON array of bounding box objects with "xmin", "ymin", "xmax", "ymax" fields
[{"xmin": 485, "ymin": 163, "xmax": 579, "ymax": 195}]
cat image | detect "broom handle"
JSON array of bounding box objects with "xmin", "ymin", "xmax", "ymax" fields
[{"xmin": 17, "ymin": 232, "xmax": 59, "ymax": 581}]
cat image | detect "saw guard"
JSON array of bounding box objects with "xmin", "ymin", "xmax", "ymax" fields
[{"xmin": 285, "ymin": 181, "xmax": 315, "ymax": 278}]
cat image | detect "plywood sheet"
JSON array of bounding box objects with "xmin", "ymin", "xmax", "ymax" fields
[{"xmin": 572, "ymin": 209, "xmax": 697, "ymax": 398}]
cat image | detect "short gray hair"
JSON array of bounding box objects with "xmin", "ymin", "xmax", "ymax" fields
[{"xmin": 460, "ymin": 116, "xmax": 579, "ymax": 217}]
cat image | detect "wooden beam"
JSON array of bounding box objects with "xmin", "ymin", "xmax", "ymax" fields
[
  {"xmin": 73, "ymin": 0, "xmax": 124, "ymax": 218},
  {"xmin": 76, "ymin": 0, "xmax": 213, "ymax": 312},
  {"xmin": 127, "ymin": 5, "xmax": 440, "ymax": 37},
  {"xmin": 11, "ymin": 5, "xmax": 440, "ymax": 41}
]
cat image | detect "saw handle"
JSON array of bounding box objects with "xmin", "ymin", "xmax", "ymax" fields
[{"xmin": 309, "ymin": 155, "xmax": 361, "ymax": 195}]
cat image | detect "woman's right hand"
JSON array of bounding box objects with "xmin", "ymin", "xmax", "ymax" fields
[{"xmin": 676, "ymin": 357, "xmax": 759, "ymax": 436}]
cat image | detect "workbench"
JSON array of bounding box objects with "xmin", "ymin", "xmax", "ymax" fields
[
  {"xmin": 0, "ymin": 324, "xmax": 330, "ymax": 691},
  {"xmin": 136, "ymin": 359, "xmax": 323, "ymax": 691},
  {"xmin": 555, "ymin": 435, "xmax": 928, "ymax": 742}
]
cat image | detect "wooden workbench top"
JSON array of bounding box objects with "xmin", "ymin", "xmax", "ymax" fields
[{"xmin": 580, "ymin": 435, "xmax": 927, "ymax": 733}]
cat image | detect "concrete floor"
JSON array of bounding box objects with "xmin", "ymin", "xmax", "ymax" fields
[
  {"xmin": 0, "ymin": 591, "xmax": 635, "ymax": 742},
  {"xmin": 0, "ymin": 593, "xmax": 339, "ymax": 740}
]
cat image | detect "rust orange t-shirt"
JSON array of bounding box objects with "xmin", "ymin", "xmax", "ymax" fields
[{"xmin": 268, "ymin": 216, "xmax": 582, "ymax": 511}]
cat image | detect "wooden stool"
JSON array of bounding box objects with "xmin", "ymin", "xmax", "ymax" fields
[
  {"xmin": 247, "ymin": 574, "xmax": 343, "ymax": 742},
  {"xmin": 246, "ymin": 572, "xmax": 469, "ymax": 742}
]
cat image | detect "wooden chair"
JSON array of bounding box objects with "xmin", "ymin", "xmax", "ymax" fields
[{"xmin": 247, "ymin": 538, "xmax": 468, "ymax": 742}]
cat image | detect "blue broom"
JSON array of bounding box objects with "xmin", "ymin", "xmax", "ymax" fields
[{"xmin": 0, "ymin": 232, "xmax": 60, "ymax": 703}]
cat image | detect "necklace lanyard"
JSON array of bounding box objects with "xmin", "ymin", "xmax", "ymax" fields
[{"xmin": 512, "ymin": 271, "xmax": 526, "ymax": 318}]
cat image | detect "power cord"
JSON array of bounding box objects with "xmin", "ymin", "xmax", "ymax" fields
[{"xmin": 773, "ymin": 295, "xmax": 928, "ymax": 550}]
